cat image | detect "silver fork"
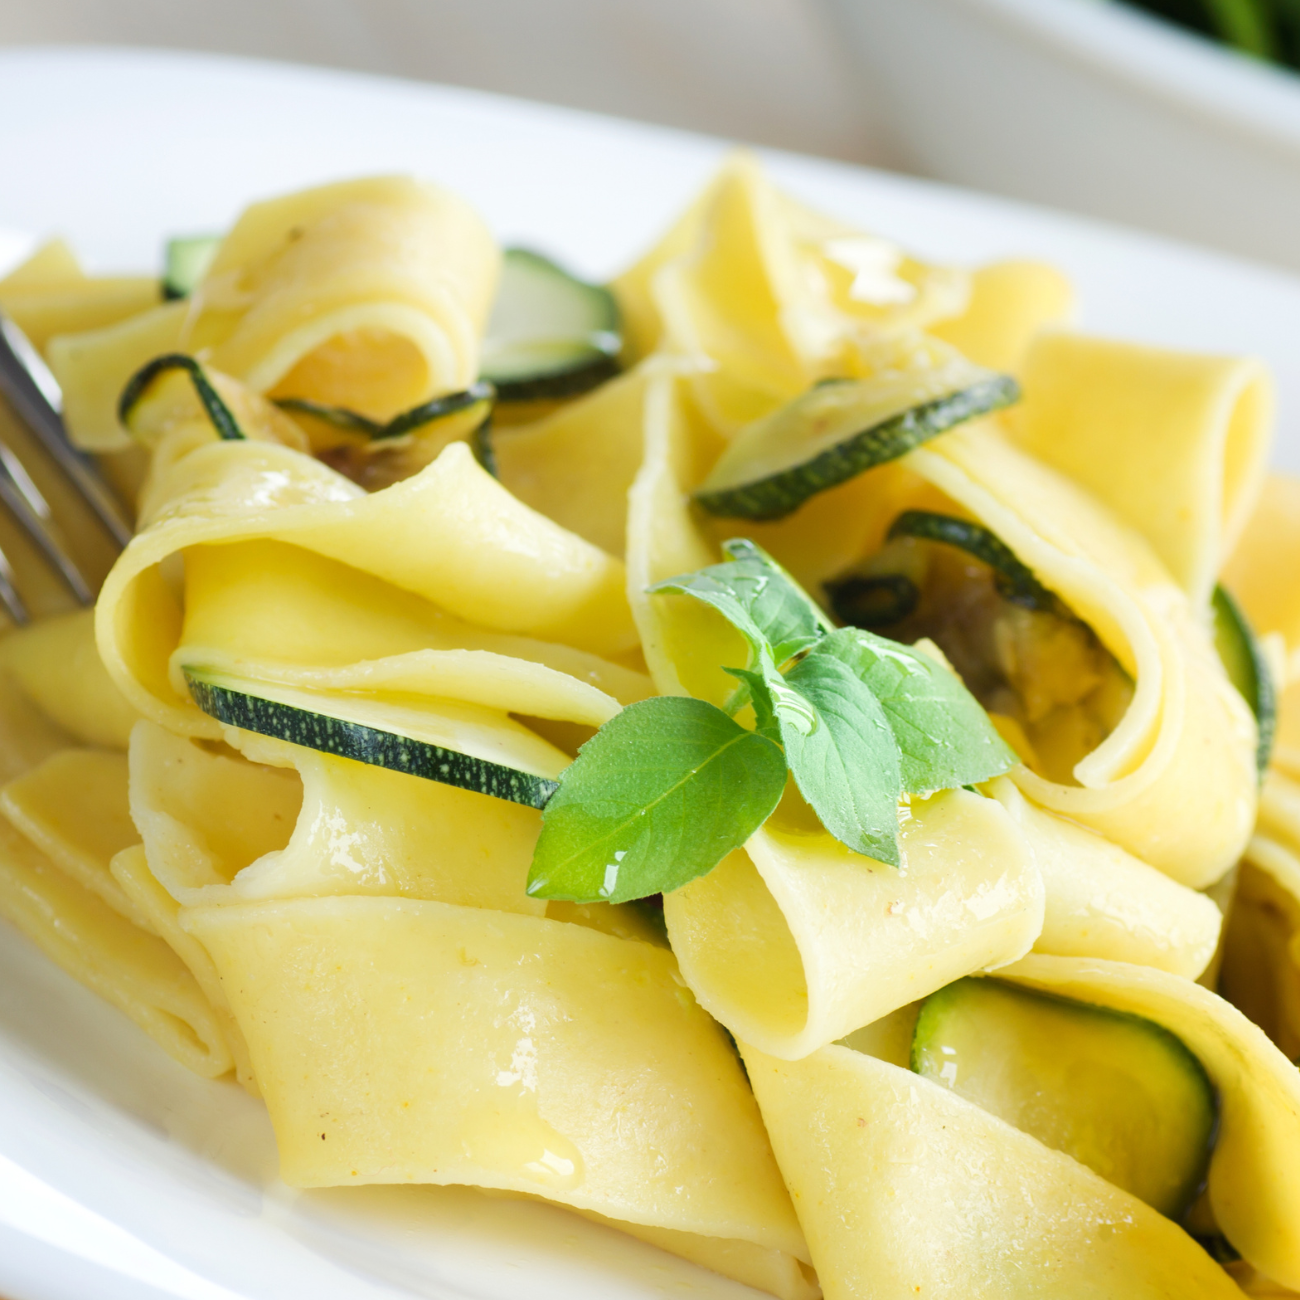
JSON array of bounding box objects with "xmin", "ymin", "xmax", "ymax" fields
[{"xmin": 0, "ymin": 312, "xmax": 132, "ymax": 624}]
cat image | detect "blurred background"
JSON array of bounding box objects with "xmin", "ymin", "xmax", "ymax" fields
[
  {"xmin": 0, "ymin": 0, "xmax": 891, "ymax": 164},
  {"xmin": 3, "ymin": 0, "xmax": 1300, "ymax": 270}
]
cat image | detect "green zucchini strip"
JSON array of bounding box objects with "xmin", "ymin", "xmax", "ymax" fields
[
  {"xmin": 694, "ymin": 373, "xmax": 1019, "ymax": 521},
  {"xmin": 118, "ymin": 353, "xmax": 246, "ymax": 442},
  {"xmin": 479, "ymin": 248, "xmax": 622, "ymax": 402},
  {"xmin": 275, "ymin": 381, "xmax": 495, "ymax": 441},
  {"xmin": 912, "ymin": 977, "xmax": 1217, "ymax": 1220},
  {"xmin": 1212, "ymin": 583, "xmax": 1276, "ymax": 775},
  {"xmin": 886, "ymin": 510, "xmax": 1058, "ymax": 613},
  {"xmin": 185, "ymin": 670, "xmax": 560, "ymax": 810},
  {"xmin": 162, "ymin": 235, "xmax": 221, "ymax": 301}
]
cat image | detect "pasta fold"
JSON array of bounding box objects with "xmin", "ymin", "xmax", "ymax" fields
[
  {"xmin": 187, "ymin": 177, "xmax": 498, "ymax": 419},
  {"xmin": 998, "ymin": 952, "xmax": 1300, "ymax": 1289},
  {"xmin": 905, "ymin": 423, "xmax": 1257, "ymax": 886},
  {"xmin": 0, "ymin": 815, "xmax": 230, "ymax": 1077},
  {"xmin": 96, "ymin": 434, "xmax": 639, "ymax": 741},
  {"xmin": 741, "ymin": 1040, "xmax": 1239, "ymax": 1299},
  {"xmin": 183, "ymin": 895, "xmax": 810, "ymax": 1263},
  {"xmin": 1012, "ymin": 333, "xmax": 1272, "ymax": 604}
]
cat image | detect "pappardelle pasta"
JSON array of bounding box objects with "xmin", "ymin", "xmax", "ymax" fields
[{"xmin": 0, "ymin": 158, "xmax": 1297, "ymax": 1298}]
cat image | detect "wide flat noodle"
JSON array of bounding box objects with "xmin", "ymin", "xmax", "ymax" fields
[
  {"xmin": 987, "ymin": 777, "xmax": 1221, "ymax": 978},
  {"xmin": 494, "ymin": 362, "xmax": 655, "ymax": 558},
  {"xmin": 183, "ymin": 895, "xmax": 809, "ymax": 1261},
  {"xmin": 0, "ymin": 609, "xmax": 139, "ymax": 748},
  {"xmin": 109, "ymin": 842, "xmax": 257, "ymax": 1093},
  {"xmin": 46, "ymin": 300, "xmax": 189, "ymax": 451},
  {"xmin": 185, "ymin": 177, "xmax": 498, "ymax": 419},
  {"xmin": 613, "ymin": 153, "xmax": 967, "ymax": 435},
  {"xmin": 665, "ymin": 788, "xmax": 1043, "ymax": 1060},
  {"xmin": 931, "ymin": 259, "xmax": 1075, "ymax": 373},
  {"xmin": 0, "ymin": 239, "xmax": 160, "ymax": 351},
  {"xmin": 0, "ymin": 815, "xmax": 230, "ymax": 1077},
  {"xmin": 97, "ymin": 435, "xmax": 639, "ymax": 738},
  {"xmin": 1, "ymin": 749, "xmax": 145, "ymax": 927},
  {"xmin": 742, "ymin": 1041, "xmax": 1238, "ymax": 1300},
  {"xmin": 1012, "ymin": 333, "xmax": 1272, "ymax": 605},
  {"xmin": 130, "ymin": 718, "xmax": 545, "ymax": 914},
  {"xmin": 1224, "ymin": 473, "xmax": 1300, "ymax": 681},
  {"xmin": 907, "ymin": 423, "xmax": 1257, "ymax": 887},
  {"xmin": 999, "ymin": 952, "xmax": 1300, "ymax": 1288}
]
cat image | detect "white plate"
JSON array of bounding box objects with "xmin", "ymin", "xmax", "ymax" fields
[{"xmin": 0, "ymin": 44, "xmax": 1298, "ymax": 1300}]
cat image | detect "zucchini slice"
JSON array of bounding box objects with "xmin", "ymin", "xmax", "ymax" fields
[
  {"xmin": 825, "ymin": 510, "xmax": 1059, "ymax": 629},
  {"xmin": 479, "ymin": 249, "xmax": 621, "ymax": 402},
  {"xmin": 276, "ymin": 383, "xmax": 496, "ymax": 488},
  {"xmin": 162, "ymin": 235, "xmax": 221, "ymax": 300},
  {"xmin": 1212, "ymin": 583, "xmax": 1276, "ymax": 775},
  {"xmin": 693, "ymin": 361, "xmax": 1019, "ymax": 521},
  {"xmin": 118, "ymin": 353, "xmax": 246, "ymax": 441},
  {"xmin": 912, "ymin": 977, "xmax": 1217, "ymax": 1220},
  {"xmin": 184, "ymin": 667, "xmax": 564, "ymax": 809}
]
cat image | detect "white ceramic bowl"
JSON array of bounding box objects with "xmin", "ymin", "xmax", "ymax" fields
[{"xmin": 826, "ymin": 0, "xmax": 1300, "ymax": 272}]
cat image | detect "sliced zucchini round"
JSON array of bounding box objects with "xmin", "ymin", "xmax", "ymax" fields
[
  {"xmin": 118, "ymin": 353, "xmax": 246, "ymax": 441},
  {"xmin": 1212, "ymin": 583, "xmax": 1276, "ymax": 775},
  {"xmin": 885, "ymin": 510, "xmax": 1058, "ymax": 612},
  {"xmin": 184, "ymin": 667, "xmax": 563, "ymax": 809},
  {"xmin": 912, "ymin": 977, "xmax": 1217, "ymax": 1220},
  {"xmin": 693, "ymin": 361, "xmax": 1019, "ymax": 521},
  {"xmin": 480, "ymin": 248, "xmax": 621, "ymax": 402},
  {"xmin": 162, "ymin": 235, "xmax": 221, "ymax": 301}
]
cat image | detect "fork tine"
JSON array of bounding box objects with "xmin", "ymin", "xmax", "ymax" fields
[
  {"xmin": 0, "ymin": 456, "xmax": 93, "ymax": 605},
  {"xmin": 0, "ymin": 541, "xmax": 29, "ymax": 625},
  {"xmin": 0, "ymin": 312, "xmax": 132, "ymax": 548}
]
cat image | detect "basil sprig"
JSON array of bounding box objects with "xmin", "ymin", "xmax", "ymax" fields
[{"xmin": 526, "ymin": 539, "xmax": 1016, "ymax": 903}]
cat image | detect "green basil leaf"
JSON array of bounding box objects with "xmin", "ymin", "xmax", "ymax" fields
[
  {"xmin": 811, "ymin": 627, "xmax": 1017, "ymax": 793},
  {"xmin": 526, "ymin": 696, "xmax": 786, "ymax": 903},
  {"xmin": 651, "ymin": 538, "xmax": 828, "ymax": 666},
  {"xmin": 779, "ymin": 645, "xmax": 904, "ymax": 865}
]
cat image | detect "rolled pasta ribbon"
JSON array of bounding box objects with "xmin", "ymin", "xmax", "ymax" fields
[
  {"xmin": 742, "ymin": 1041, "xmax": 1239, "ymax": 1299},
  {"xmin": 665, "ymin": 790, "xmax": 1042, "ymax": 1061},
  {"xmin": 184, "ymin": 177, "xmax": 498, "ymax": 420},
  {"xmin": 613, "ymin": 153, "xmax": 968, "ymax": 434},
  {"xmin": 183, "ymin": 894, "xmax": 812, "ymax": 1287},
  {"xmin": 904, "ymin": 422, "xmax": 1257, "ymax": 887},
  {"xmin": 996, "ymin": 953, "xmax": 1300, "ymax": 1289},
  {"xmin": 96, "ymin": 431, "xmax": 640, "ymax": 740},
  {"xmin": 632, "ymin": 370, "xmax": 1042, "ymax": 1056},
  {"xmin": 0, "ymin": 813, "xmax": 231, "ymax": 1078},
  {"xmin": 129, "ymin": 718, "xmax": 545, "ymax": 915},
  {"xmin": 1011, "ymin": 333, "xmax": 1272, "ymax": 605},
  {"xmin": 987, "ymin": 777, "xmax": 1221, "ymax": 979}
]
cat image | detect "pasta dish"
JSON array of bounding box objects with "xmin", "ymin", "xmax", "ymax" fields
[{"xmin": 0, "ymin": 159, "xmax": 1296, "ymax": 1299}]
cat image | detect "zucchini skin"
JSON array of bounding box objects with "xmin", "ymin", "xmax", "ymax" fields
[
  {"xmin": 118, "ymin": 353, "xmax": 246, "ymax": 441},
  {"xmin": 187, "ymin": 674, "xmax": 559, "ymax": 810},
  {"xmin": 1212, "ymin": 583, "xmax": 1276, "ymax": 775},
  {"xmin": 694, "ymin": 374, "xmax": 1019, "ymax": 521},
  {"xmin": 486, "ymin": 353, "xmax": 620, "ymax": 403},
  {"xmin": 886, "ymin": 510, "xmax": 1059, "ymax": 613}
]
